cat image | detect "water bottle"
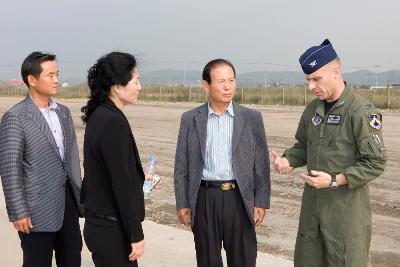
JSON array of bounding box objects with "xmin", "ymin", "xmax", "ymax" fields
[{"xmin": 143, "ymin": 156, "xmax": 157, "ymax": 198}]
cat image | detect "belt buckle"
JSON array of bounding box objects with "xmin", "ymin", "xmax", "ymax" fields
[{"xmin": 220, "ymin": 182, "xmax": 234, "ymax": 191}]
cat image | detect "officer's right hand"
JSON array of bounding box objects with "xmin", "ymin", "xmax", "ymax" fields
[
  {"xmin": 177, "ymin": 208, "xmax": 192, "ymax": 227},
  {"xmin": 13, "ymin": 217, "xmax": 33, "ymax": 234},
  {"xmin": 271, "ymin": 151, "xmax": 293, "ymax": 174}
]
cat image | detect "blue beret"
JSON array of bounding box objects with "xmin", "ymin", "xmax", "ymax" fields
[{"xmin": 299, "ymin": 39, "xmax": 337, "ymax": 75}]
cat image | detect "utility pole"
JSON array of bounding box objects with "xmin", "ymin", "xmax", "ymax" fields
[
  {"xmin": 189, "ymin": 82, "xmax": 192, "ymax": 102},
  {"xmin": 241, "ymin": 83, "xmax": 244, "ymax": 104},
  {"xmin": 183, "ymin": 62, "xmax": 186, "ymax": 88},
  {"xmin": 264, "ymin": 71, "xmax": 267, "ymax": 89}
]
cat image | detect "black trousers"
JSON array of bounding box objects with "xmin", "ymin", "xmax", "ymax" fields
[
  {"xmin": 192, "ymin": 186, "xmax": 257, "ymax": 267},
  {"xmin": 83, "ymin": 217, "xmax": 137, "ymax": 267},
  {"xmin": 18, "ymin": 182, "xmax": 82, "ymax": 267}
]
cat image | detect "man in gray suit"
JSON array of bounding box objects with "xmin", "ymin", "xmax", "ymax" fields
[
  {"xmin": 0, "ymin": 52, "xmax": 82, "ymax": 267},
  {"xmin": 174, "ymin": 59, "xmax": 270, "ymax": 267}
]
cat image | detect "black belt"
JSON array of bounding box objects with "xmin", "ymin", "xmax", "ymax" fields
[
  {"xmin": 200, "ymin": 180, "xmax": 237, "ymax": 191},
  {"xmin": 86, "ymin": 211, "xmax": 119, "ymax": 222}
]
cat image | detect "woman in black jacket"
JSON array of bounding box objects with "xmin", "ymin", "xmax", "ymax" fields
[{"xmin": 81, "ymin": 52, "xmax": 145, "ymax": 266}]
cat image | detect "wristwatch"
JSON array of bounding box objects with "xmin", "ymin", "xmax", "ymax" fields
[{"xmin": 330, "ymin": 174, "xmax": 338, "ymax": 190}]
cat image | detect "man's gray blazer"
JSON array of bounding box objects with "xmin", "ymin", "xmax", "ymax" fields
[
  {"xmin": 0, "ymin": 96, "xmax": 82, "ymax": 232},
  {"xmin": 174, "ymin": 102, "xmax": 270, "ymax": 225}
]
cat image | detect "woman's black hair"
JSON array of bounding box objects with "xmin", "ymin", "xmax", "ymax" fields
[{"xmin": 81, "ymin": 52, "xmax": 137, "ymax": 123}]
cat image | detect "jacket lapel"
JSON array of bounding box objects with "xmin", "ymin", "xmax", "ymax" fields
[
  {"xmin": 232, "ymin": 102, "xmax": 245, "ymax": 154},
  {"xmin": 25, "ymin": 96, "xmax": 62, "ymax": 160},
  {"xmin": 194, "ymin": 103, "xmax": 208, "ymax": 162}
]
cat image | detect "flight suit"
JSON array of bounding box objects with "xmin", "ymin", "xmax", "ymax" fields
[{"xmin": 284, "ymin": 85, "xmax": 388, "ymax": 267}]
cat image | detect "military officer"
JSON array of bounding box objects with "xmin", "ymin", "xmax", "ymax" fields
[{"xmin": 272, "ymin": 39, "xmax": 388, "ymax": 267}]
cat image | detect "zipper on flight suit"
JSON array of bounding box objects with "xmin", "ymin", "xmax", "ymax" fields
[
  {"xmin": 316, "ymin": 100, "xmax": 344, "ymax": 172},
  {"xmin": 313, "ymin": 104, "xmax": 326, "ymax": 171},
  {"xmin": 316, "ymin": 122, "xmax": 324, "ymax": 171}
]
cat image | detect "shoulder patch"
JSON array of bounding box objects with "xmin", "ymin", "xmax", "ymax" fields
[{"xmin": 369, "ymin": 113, "xmax": 382, "ymax": 129}]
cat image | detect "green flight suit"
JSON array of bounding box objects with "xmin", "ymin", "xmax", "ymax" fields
[{"xmin": 283, "ymin": 85, "xmax": 388, "ymax": 267}]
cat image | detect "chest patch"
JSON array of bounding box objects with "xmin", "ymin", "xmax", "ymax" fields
[
  {"xmin": 312, "ymin": 112, "xmax": 322, "ymax": 126},
  {"xmin": 326, "ymin": 114, "xmax": 342, "ymax": 124}
]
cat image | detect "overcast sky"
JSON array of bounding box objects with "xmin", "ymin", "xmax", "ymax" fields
[{"xmin": 1, "ymin": 0, "xmax": 399, "ymax": 80}]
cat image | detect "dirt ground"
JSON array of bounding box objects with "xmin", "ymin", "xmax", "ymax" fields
[{"xmin": 1, "ymin": 97, "xmax": 399, "ymax": 267}]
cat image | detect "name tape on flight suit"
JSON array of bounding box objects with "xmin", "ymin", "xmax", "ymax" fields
[{"xmin": 326, "ymin": 114, "xmax": 342, "ymax": 124}]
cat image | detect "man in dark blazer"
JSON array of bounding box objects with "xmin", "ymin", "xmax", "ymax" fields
[
  {"xmin": 0, "ymin": 52, "xmax": 82, "ymax": 267},
  {"xmin": 174, "ymin": 59, "xmax": 270, "ymax": 267}
]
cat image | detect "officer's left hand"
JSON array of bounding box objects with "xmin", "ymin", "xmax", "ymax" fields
[{"xmin": 299, "ymin": 170, "xmax": 331, "ymax": 189}]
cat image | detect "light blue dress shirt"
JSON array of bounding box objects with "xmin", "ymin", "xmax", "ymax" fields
[
  {"xmin": 36, "ymin": 97, "xmax": 65, "ymax": 161},
  {"xmin": 202, "ymin": 101, "xmax": 235, "ymax": 181}
]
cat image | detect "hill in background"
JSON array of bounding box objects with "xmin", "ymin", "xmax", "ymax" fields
[
  {"xmin": 6, "ymin": 69, "xmax": 396, "ymax": 87},
  {"xmin": 140, "ymin": 69, "xmax": 400, "ymax": 88}
]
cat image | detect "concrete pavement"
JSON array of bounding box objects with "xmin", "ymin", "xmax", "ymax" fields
[{"xmin": 0, "ymin": 184, "xmax": 293, "ymax": 266}]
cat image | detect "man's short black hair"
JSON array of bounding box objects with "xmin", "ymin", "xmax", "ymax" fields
[
  {"xmin": 202, "ymin": 58, "xmax": 236, "ymax": 84},
  {"xmin": 21, "ymin": 51, "xmax": 56, "ymax": 87}
]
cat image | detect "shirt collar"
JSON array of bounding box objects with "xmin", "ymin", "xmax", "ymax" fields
[
  {"xmin": 29, "ymin": 94, "xmax": 58, "ymax": 110},
  {"xmin": 48, "ymin": 97, "xmax": 58, "ymax": 110},
  {"xmin": 208, "ymin": 101, "xmax": 234, "ymax": 117}
]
